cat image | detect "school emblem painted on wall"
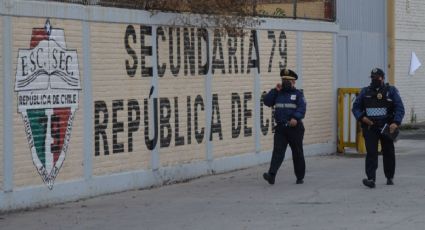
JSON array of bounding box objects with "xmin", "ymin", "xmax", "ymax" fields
[{"xmin": 15, "ymin": 19, "xmax": 81, "ymax": 189}]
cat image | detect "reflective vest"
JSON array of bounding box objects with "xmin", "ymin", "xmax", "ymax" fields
[{"xmin": 363, "ymin": 85, "xmax": 393, "ymax": 120}]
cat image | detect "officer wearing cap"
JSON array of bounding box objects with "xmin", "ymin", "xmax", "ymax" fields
[
  {"xmin": 352, "ymin": 68, "xmax": 405, "ymax": 188},
  {"xmin": 262, "ymin": 69, "xmax": 307, "ymax": 185}
]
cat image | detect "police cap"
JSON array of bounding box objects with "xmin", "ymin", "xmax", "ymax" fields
[
  {"xmin": 280, "ymin": 69, "xmax": 298, "ymax": 80},
  {"xmin": 371, "ymin": 68, "xmax": 385, "ymax": 78}
]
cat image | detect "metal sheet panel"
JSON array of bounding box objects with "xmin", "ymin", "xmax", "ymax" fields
[
  {"xmin": 337, "ymin": 0, "xmax": 385, "ymax": 33},
  {"xmin": 336, "ymin": 0, "xmax": 386, "ymax": 88}
]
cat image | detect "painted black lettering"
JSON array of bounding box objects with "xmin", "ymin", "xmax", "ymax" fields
[
  {"xmin": 247, "ymin": 30, "xmax": 259, "ymax": 74},
  {"xmin": 240, "ymin": 31, "xmax": 245, "ymax": 73},
  {"xmin": 38, "ymin": 48, "xmax": 45, "ymax": 69},
  {"xmin": 140, "ymin": 25, "xmax": 153, "ymax": 77},
  {"xmin": 187, "ymin": 96, "xmax": 192, "ymax": 145},
  {"xmin": 160, "ymin": 98, "xmax": 172, "ymax": 148},
  {"xmin": 65, "ymin": 56, "xmax": 73, "ymax": 75},
  {"xmin": 21, "ymin": 56, "xmax": 28, "ymax": 76},
  {"xmin": 267, "ymin": 31, "xmax": 276, "ymax": 73},
  {"xmin": 125, "ymin": 25, "xmax": 138, "ymax": 77},
  {"xmin": 94, "ymin": 101, "xmax": 109, "ymax": 156},
  {"xmin": 52, "ymin": 49, "xmax": 58, "ymax": 69},
  {"xmin": 231, "ymin": 93, "xmax": 242, "ymax": 138},
  {"xmin": 112, "ymin": 100, "xmax": 124, "ymax": 153},
  {"xmin": 212, "ymin": 29, "xmax": 225, "ymax": 74},
  {"xmin": 169, "ymin": 28, "xmax": 181, "ymax": 76},
  {"xmin": 244, "ymin": 92, "xmax": 252, "ymax": 137},
  {"xmin": 157, "ymin": 27, "xmax": 166, "ymax": 77},
  {"xmin": 260, "ymin": 91, "xmax": 269, "ymax": 135},
  {"xmin": 279, "ymin": 31, "xmax": 288, "ymax": 70},
  {"xmin": 30, "ymin": 51, "xmax": 37, "ymax": 72},
  {"xmin": 194, "ymin": 95, "xmax": 205, "ymax": 144},
  {"xmin": 228, "ymin": 34, "xmax": 238, "ymax": 74},
  {"xmin": 59, "ymin": 51, "xmax": 66, "ymax": 71},
  {"xmin": 210, "ymin": 94, "xmax": 223, "ymax": 141},
  {"xmin": 184, "ymin": 28, "xmax": 196, "ymax": 76},
  {"xmin": 174, "ymin": 97, "xmax": 185, "ymax": 146},
  {"xmin": 144, "ymin": 98, "xmax": 158, "ymax": 150},
  {"xmin": 128, "ymin": 99, "xmax": 140, "ymax": 152},
  {"xmin": 197, "ymin": 28, "xmax": 209, "ymax": 75}
]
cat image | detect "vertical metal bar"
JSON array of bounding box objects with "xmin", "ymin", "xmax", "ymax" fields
[
  {"xmin": 2, "ymin": 16, "xmax": 14, "ymax": 192},
  {"xmin": 82, "ymin": 20, "xmax": 93, "ymax": 180},
  {"xmin": 337, "ymin": 89, "xmax": 344, "ymax": 153},
  {"xmin": 347, "ymin": 92, "xmax": 352, "ymax": 144},
  {"xmin": 293, "ymin": 0, "xmax": 297, "ymax": 19},
  {"xmin": 332, "ymin": 33, "xmax": 338, "ymax": 150}
]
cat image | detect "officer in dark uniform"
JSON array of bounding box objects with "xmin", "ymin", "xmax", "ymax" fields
[
  {"xmin": 352, "ymin": 68, "xmax": 405, "ymax": 188},
  {"xmin": 262, "ymin": 69, "xmax": 307, "ymax": 185}
]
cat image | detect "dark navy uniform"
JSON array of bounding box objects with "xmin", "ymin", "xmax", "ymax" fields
[
  {"xmin": 262, "ymin": 69, "xmax": 307, "ymax": 185},
  {"xmin": 352, "ymin": 68, "xmax": 405, "ymax": 188}
]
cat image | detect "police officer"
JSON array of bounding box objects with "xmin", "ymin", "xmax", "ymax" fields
[
  {"xmin": 262, "ymin": 69, "xmax": 307, "ymax": 185},
  {"xmin": 352, "ymin": 68, "xmax": 405, "ymax": 188}
]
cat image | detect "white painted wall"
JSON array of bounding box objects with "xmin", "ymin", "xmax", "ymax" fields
[
  {"xmin": 395, "ymin": 0, "xmax": 425, "ymax": 123},
  {"xmin": 0, "ymin": 0, "xmax": 338, "ymax": 211}
]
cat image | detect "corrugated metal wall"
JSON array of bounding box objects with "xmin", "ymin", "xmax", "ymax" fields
[{"xmin": 336, "ymin": 0, "xmax": 387, "ymax": 88}]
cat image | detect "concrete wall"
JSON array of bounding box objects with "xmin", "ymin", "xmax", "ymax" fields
[
  {"xmin": 0, "ymin": 0, "xmax": 338, "ymax": 211},
  {"xmin": 395, "ymin": 0, "xmax": 425, "ymax": 123},
  {"xmin": 303, "ymin": 32, "xmax": 334, "ymax": 145}
]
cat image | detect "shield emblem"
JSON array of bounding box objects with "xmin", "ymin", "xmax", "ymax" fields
[{"xmin": 15, "ymin": 19, "xmax": 81, "ymax": 189}]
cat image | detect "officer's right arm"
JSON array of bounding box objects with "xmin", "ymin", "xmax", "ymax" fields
[
  {"xmin": 263, "ymin": 89, "xmax": 278, "ymax": 107},
  {"xmin": 352, "ymin": 88, "xmax": 366, "ymax": 121}
]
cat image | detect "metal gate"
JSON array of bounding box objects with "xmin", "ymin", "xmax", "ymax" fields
[{"xmin": 337, "ymin": 88, "xmax": 365, "ymax": 153}]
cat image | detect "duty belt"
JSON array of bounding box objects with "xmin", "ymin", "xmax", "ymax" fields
[{"xmin": 277, "ymin": 120, "xmax": 302, "ymax": 127}]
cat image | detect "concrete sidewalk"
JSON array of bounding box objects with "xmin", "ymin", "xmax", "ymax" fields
[{"xmin": 1, "ymin": 138, "xmax": 425, "ymax": 230}]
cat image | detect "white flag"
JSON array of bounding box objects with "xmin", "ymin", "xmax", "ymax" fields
[{"xmin": 409, "ymin": 52, "xmax": 421, "ymax": 75}]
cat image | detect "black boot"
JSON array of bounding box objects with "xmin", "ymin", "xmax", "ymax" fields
[
  {"xmin": 362, "ymin": 178, "xmax": 375, "ymax": 188},
  {"xmin": 386, "ymin": 178, "xmax": 394, "ymax": 185},
  {"xmin": 296, "ymin": 179, "xmax": 304, "ymax": 184},
  {"xmin": 263, "ymin": 173, "xmax": 275, "ymax": 185}
]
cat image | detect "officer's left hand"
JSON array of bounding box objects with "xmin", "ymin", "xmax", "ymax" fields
[
  {"xmin": 289, "ymin": 118, "xmax": 298, "ymax": 127},
  {"xmin": 389, "ymin": 123, "xmax": 398, "ymax": 133}
]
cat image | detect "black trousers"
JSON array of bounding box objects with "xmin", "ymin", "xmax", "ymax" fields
[
  {"xmin": 268, "ymin": 122, "xmax": 305, "ymax": 180},
  {"xmin": 362, "ymin": 126, "xmax": 395, "ymax": 181}
]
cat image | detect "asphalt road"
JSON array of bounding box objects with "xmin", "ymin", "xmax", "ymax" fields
[{"xmin": 1, "ymin": 128, "xmax": 425, "ymax": 230}]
